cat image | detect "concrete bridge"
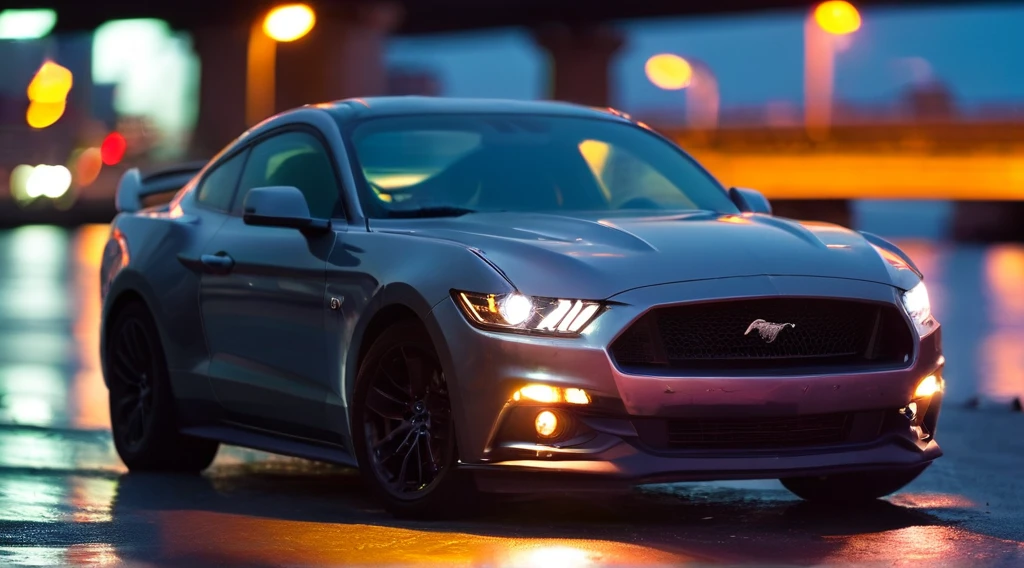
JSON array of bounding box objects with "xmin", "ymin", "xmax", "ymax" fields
[{"xmin": 2, "ymin": 0, "xmax": 1021, "ymax": 239}]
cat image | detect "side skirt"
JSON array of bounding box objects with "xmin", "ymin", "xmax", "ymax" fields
[{"xmin": 181, "ymin": 422, "xmax": 359, "ymax": 468}]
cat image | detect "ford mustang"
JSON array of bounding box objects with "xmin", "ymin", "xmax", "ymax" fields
[{"xmin": 99, "ymin": 97, "xmax": 944, "ymax": 517}]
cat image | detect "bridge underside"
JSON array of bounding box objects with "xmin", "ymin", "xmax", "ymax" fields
[{"xmin": 9, "ymin": 0, "xmax": 995, "ymax": 34}]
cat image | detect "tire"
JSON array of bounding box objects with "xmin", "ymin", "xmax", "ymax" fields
[
  {"xmin": 781, "ymin": 465, "xmax": 928, "ymax": 503},
  {"xmin": 351, "ymin": 320, "xmax": 478, "ymax": 519},
  {"xmin": 106, "ymin": 301, "xmax": 219, "ymax": 472}
]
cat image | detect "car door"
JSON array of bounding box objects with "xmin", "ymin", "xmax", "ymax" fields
[{"xmin": 199, "ymin": 128, "xmax": 341, "ymax": 440}]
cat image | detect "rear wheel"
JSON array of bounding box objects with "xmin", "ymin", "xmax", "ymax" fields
[
  {"xmin": 352, "ymin": 320, "xmax": 478, "ymax": 518},
  {"xmin": 106, "ymin": 301, "xmax": 219, "ymax": 472},
  {"xmin": 781, "ymin": 465, "xmax": 928, "ymax": 503}
]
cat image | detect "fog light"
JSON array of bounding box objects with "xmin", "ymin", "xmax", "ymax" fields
[
  {"xmin": 914, "ymin": 375, "xmax": 942, "ymax": 399},
  {"xmin": 535, "ymin": 410, "xmax": 559, "ymax": 438}
]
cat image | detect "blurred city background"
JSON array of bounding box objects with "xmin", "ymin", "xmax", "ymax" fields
[{"xmin": 0, "ymin": 2, "xmax": 1023, "ymax": 565}]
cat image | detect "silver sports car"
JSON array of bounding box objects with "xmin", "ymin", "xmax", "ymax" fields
[{"xmin": 99, "ymin": 97, "xmax": 944, "ymax": 518}]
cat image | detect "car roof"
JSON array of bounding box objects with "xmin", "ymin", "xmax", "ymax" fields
[{"xmin": 321, "ymin": 96, "xmax": 632, "ymax": 123}]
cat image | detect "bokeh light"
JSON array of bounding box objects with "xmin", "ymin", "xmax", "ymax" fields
[
  {"xmin": 9, "ymin": 165, "xmax": 35, "ymax": 203},
  {"xmin": 25, "ymin": 165, "xmax": 73, "ymax": 199},
  {"xmin": 25, "ymin": 100, "xmax": 66, "ymax": 129},
  {"xmin": 100, "ymin": 133, "xmax": 127, "ymax": 166},
  {"xmin": 27, "ymin": 61, "xmax": 73, "ymax": 103},
  {"xmin": 263, "ymin": 4, "xmax": 316, "ymax": 42},
  {"xmin": 644, "ymin": 54, "xmax": 693, "ymax": 91},
  {"xmin": 0, "ymin": 9, "xmax": 57, "ymax": 40},
  {"xmin": 74, "ymin": 148, "xmax": 104, "ymax": 187},
  {"xmin": 814, "ymin": 1, "xmax": 862, "ymax": 35}
]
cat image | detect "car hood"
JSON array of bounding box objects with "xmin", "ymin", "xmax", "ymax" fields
[{"xmin": 370, "ymin": 211, "xmax": 919, "ymax": 300}]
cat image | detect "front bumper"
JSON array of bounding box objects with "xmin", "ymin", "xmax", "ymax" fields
[{"xmin": 426, "ymin": 275, "xmax": 944, "ymax": 493}]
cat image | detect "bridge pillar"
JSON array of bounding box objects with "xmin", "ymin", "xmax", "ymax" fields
[
  {"xmin": 533, "ymin": 25, "xmax": 624, "ymax": 108},
  {"xmin": 192, "ymin": 23, "xmax": 250, "ymax": 158},
  {"xmin": 276, "ymin": 3, "xmax": 403, "ymax": 111}
]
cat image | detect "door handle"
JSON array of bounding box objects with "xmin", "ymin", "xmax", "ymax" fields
[{"xmin": 200, "ymin": 253, "xmax": 234, "ymax": 274}]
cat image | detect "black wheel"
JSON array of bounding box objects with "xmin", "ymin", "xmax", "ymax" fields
[
  {"xmin": 781, "ymin": 465, "xmax": 928, "ymax": 503},
  {"xmin": 106, "ymin": 301, "xmax": 219, "ymax": 472},
  {"xmin": 351, "ymin": 320, "xmax": 478, "ymax": 518}
]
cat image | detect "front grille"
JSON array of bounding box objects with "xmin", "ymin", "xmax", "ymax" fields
[
  {"xmin": 610, "ymin": 298, "xmax": 914, "ymax": 373},
  {"xmin": 632, "ymin": 409, "xmax": 899, "ymax": 451},
  {"xmin": 668, "ymin": 413, "xmax": 850, "ymax": 449}
]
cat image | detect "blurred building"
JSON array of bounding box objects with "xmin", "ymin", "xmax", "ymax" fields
[{"xmin": 387, "ymin": 68, "xmax": 442, "ymax": 96}]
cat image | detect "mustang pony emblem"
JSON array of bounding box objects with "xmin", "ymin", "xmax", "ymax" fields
[{"xmin": 744, "ymin": 319, "xmax": 795, "ymax": 343}]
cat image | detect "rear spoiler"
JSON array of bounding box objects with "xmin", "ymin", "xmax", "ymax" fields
[{"xmin": 115, "ymin": 161, "xmax": 207, "ymax": 213}]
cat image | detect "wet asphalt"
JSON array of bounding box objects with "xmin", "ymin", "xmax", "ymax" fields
[{"xmin": 0, "ymin": 224, "xmax": 1021, "ymax": 567}]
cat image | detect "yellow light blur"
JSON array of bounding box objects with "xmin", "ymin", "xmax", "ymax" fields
[
  {"xmin": 914, "ymin": 375, "xmax": 942, "ymax": 399},
  {"xmin": 26, "ymin": 100, "xmax": 66, "ymax": 129},
  {"xmin": 814, "ymin": 1, "xmax": 862, "ymax": 35},
  {"xmin": 263, "ymin": 4, "xmax": 316, "ymax": 42},
  {"xmin": 27, "ymin": 61, "xmax": 73, "ymax": 103},
  {"xmin": 644, "ymin": 54, "xmax": 693, "ymax": 91},
  {"xmin": 512, "ymin": 385, "xmax": 591, "ymax": 405},
  {"xmin": 535, "ymin": 411, "xmax": 559, "ymax": 438}
]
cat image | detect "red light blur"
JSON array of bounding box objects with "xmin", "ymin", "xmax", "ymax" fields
[{"xmin": 100, "ymin": 132, "xmax": 127, "ymax": 166}]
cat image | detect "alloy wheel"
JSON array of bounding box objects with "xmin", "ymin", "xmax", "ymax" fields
[
  {"xmin": 109, "ymin": 318, "xmax": 156, "ymax": 451},
  {"xmin": 362, "ymin": 343, "xmax": 454, "ymax": 500}
]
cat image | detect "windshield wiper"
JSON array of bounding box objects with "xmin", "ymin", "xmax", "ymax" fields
[{"xmin": 386, "ymin": 206, "xmax": 477, "ymax": 219}]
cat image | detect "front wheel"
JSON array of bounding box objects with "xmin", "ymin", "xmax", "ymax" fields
[
  {"xmin": 781, "ymin": 465, "xmax": 928, "ymax": 503},
  {"xmin": 351, "ymin": 320, "xmax": 479, "ymax": 519}
]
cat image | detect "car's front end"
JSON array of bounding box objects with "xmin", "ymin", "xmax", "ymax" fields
[{"xmin": 430, "ymin": 270, "xmax": 943, "ymax": 494}]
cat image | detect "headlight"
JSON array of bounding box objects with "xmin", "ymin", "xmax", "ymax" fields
[
  {"xmin": 901, "ymin": 281, "xmax": 937, "ymax": 338},
  {"xmin": 453, "ymin": 290, "xmax": 604, "ymax": 335}
]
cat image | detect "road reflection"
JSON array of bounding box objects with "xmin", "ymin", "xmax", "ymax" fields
[
  {"xmin": 980, "ymin": 245, "xmax": 1024, "ymax": 402},
  {"xmin": 0, "ymin": 226, "xmax": 1021, "ymax": 567}
]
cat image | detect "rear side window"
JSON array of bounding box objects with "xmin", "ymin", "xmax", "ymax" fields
[{"xmin": 196, "ymin": 151, "xmax": 247, "ymax": 212}]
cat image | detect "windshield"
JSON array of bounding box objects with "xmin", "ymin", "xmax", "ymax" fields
[{"xmin": 346, "ymin": 114, "xmax": 738, "ymax": 218}]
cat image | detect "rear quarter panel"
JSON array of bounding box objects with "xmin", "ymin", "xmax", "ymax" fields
[{"xmin": 100, "ymin": 208, "xmax": 227, "ymax": 418}]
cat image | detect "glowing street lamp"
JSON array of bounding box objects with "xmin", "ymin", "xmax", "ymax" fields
[
  {"xmin": 645, "ymin": 54, "xmax": 693, "ymax": 91},
  {"xmin": 814, "ymin": 0, "xmax": 861, "ymax": 35},
  {"xmin": 645, "ymin": 54, "xmax": 719, "ymax": 130},
  {"xmin": 263, "ymin": 4, "xmax": 316, "ymax": 42},
  {"xmin": 805, "ymin": 1, "xmax": 861, "ymax": 139},
  {"xmin": 247, "ymin": 3, "xmax": 317, "ymax": 126}
]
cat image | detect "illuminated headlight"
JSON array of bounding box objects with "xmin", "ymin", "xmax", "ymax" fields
[
  {"xmin": 453, "ymin": 290, "xmax": 604, "ymax": 335},
  {"xmin": 901, "ymin": 281, "xmax": 937, "ymax": 338}
]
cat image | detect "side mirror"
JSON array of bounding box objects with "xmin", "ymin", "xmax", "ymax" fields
[
  {"xmin": 242, "ymin": 186, "xmax": 331, "ymax": 233},
  {"xmin": 728, "ymin": 187, "xmax": 772, "ymax": 215}
]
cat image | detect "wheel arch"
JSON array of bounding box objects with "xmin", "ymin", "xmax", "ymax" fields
[
  {"xmin": 344, "ymin": 282, "xmax": 445, "ymax": 407},
  {"xmin": 100, "ymin": 274, "xmax": 162, "ymax": 389}
]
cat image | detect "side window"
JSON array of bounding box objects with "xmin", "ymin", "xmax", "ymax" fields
[
  {"xmin": 235, "ymin": 130, "xmax": 341, "ymax": 218},
  {"xmin": 196, "ymin": 150, "xmax": 247, "ymax": 212}
]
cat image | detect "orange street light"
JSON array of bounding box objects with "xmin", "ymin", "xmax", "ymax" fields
[
  {"xmin": 645, "ymin": 54, "xmax": 693, "ymax": 91},
  {"xmin": 247, "ymin": 3, "xmax": 317, "ymax": 126},
  {"xmin": 263, "ymin": 3, "xmax": 316, "ymax": 42},
  {"xmin": 805, "ymin": 1, "xmax": 861, "ymax": 140},
  {"xmin": 814, "ymin": 1, "xmax": 862, "ymax": 35}
]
